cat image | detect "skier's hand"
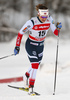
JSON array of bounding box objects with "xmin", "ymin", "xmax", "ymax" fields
[
  {"xmin": 14, "ymin": 46, "xmax": 20, "ymax": 55},
  {"xmin": 56, "ymin": 22, "xmax": 62, "ymax": 30}
]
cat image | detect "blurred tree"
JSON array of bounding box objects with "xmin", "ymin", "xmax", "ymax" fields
[
  {"xmin": 30, "ymin": 0, "xmax": 34, "ymax": 18},
  {"xmin": 52, "ymin": 0, "xmax": 70, "ymax": 15},
  {"xmin": 11, "ymin": 0, "xmax": 23, "ymax": 12}
]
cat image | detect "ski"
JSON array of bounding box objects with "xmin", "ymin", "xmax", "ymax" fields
[{"xmin": 8, "ymin": 85, "xmax": 40, "ymax": 96}]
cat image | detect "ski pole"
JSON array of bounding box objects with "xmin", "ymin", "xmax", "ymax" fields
[
  {"xmin": 53, "ymin": 31, "xmax": 59, "ymax": 95},
  {"xmin": 0, "ymin": 54, "xmax": 15, "ymax": 60}
]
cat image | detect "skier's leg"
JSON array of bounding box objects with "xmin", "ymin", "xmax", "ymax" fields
[
  {"xmin": 29, "ymin": 63, "xmax": 39, "ymax": 87},
  {"xmin": 28, "ymin": 62, "xmax": 39, "ymax": 94},
  {"xmin": 23, "ymin": 66, "xmax": 32, "ymax": 87}
]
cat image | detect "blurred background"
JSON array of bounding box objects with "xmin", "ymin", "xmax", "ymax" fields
[{"xmin": 0, "ymin": 0, "xmax": 70, "ymax": 42}]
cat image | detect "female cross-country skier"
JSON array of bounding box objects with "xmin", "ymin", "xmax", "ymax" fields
[{"xmin": 14, "ymin": 4, "xmax": 62, "ymax": 95}]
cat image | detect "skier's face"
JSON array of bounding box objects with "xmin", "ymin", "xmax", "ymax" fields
[
  {"xmin": 38, "ymin": 9, "xmax": 49, "ymax": 23},
  {"xmin": 39, "ymin": 15, "xmax": 47, "ymax": 23}
]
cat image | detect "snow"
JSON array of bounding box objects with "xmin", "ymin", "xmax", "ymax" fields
[{"xmin": 0, "ymin": 34, "xmax": 70, "ymax": 100}]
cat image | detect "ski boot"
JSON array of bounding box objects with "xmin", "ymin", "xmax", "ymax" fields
[{"xmin": 28, "ymin": 85, "xmax": 35, "ymax": 96}]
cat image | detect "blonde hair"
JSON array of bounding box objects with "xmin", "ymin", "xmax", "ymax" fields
[{"xmin": 36, "ymin": 4, "xmax": 48, "ymax": 11}]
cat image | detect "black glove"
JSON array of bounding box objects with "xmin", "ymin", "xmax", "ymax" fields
[{"xmin": 14, "ymin": 46, "xmax": 20, "ymax": 55}]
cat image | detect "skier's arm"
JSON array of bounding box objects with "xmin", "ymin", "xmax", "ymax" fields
[
  {"xmin": 16, "ymin": 20, "xmax": 33, "ymax": 46},
  {"xmin": 49, "ymin": 16, "xmax": 62, "ymax": 36},
  {"xmin": 14, "ymin": 20, "xmax": 33, "ymax": 55}
]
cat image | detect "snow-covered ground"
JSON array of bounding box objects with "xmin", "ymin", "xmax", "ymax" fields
[{"xmin": 0, "ymin": 34, "xmax": 70, "ymax": 100}]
